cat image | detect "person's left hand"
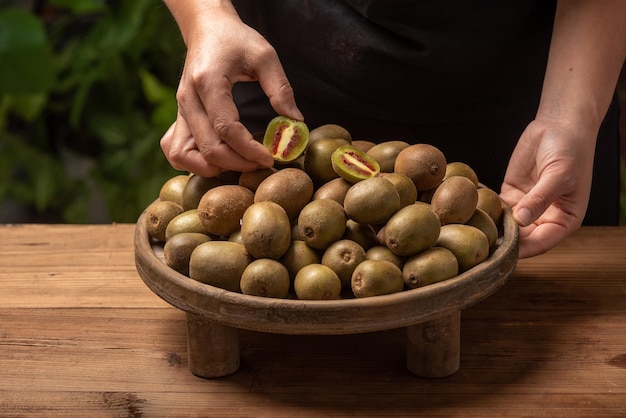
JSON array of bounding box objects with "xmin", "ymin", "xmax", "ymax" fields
[{"xmin": 499, "ymin": 118, "xmax": 596, "ymax": 258}]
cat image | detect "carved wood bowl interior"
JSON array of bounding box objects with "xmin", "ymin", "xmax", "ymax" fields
[{"xmin": 134, "ymin": 205, "xmax": 519, "ymax": 336}]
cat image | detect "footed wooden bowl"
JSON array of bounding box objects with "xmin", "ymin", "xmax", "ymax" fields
[{"xmin": 135, "ymin": 205, "xmax": 519, "ymax": 378}]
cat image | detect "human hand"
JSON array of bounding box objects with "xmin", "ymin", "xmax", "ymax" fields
[
  {"xmin": 160, "ymin": 4, "xmax": 303, "ymax": 177},
  {"xmin": 499, "ymin": 119, "xmax": 596, "ymax": 258}
]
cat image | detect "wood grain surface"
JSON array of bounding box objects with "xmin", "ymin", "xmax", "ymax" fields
[{"xmin": 1, "ymin": 224, "xmax": 625, "ymax": 417}]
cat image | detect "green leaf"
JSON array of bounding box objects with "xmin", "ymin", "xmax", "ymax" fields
[{"xmin": 0, "ymin": 9, "xmax": 56, "ymax": 94}]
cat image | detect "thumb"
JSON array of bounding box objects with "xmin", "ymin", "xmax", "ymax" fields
[{"xmin": 510, "ymin": 178, "xmax": 558, "ymax": 227}]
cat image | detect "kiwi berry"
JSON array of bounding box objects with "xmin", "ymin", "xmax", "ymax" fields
[
  {"xmin": 240, "ymin": 201, "xmax": 292, "ymax": 260},
  {"xmin": 197, "ymin": 185, "xmax": 254, "ymax": 237},
  {"xmin": 351, "ymin": 259, "xmax": 404, "ymax": 298},
  {"xmin": 189, "ymin": 241, "xmax": 251, "ymax": 292},
  {"xmin": 365, "ymin": 140, "xmax": 410, "ymax": 173},
  {"xmin": 294, "ymin": 263, "xmax": 342, "ymax": 300},
  {"xmin": 254, "ymin": 167, "xmax": 314, "ymax": 220},
  {"xmin": 240, "ymin": 258, "xmax": 291, "ymax": 299},
  {"xmin": 163, "ymin": 232, "xmax": 212, "ymax": 276},
  {"xmin": 430, "ymin": 176, "xmax": 478, "ymax": 225},
  {"xmin": 394, "ymin": 143, "xmax": 447, "ymax": 191},
  {"xmin": 159, "ymin": 174, "xmax": 190, "ymax": 206},
  {"xmin": 321, "ymin": 239, "xmax": 366, "ymax": 289},
  {"xmin": 402, "ymin": 247, "xmax": 459, "ymax": 289},
  {"xmin": 146, "ymin": 200, "xmax": 184, "ymax": 242},
  {"xmin": 343, "ymin": 177, "xmax": 401, "ymax": 226},
  {"xmin": 298, "ymin": 199, "xmax": 347, "ymax": 250}
]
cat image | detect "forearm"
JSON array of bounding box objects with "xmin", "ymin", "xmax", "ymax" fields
[
  {"xmin": 537, "ymin": 0, "xmax": 626, "ymax": 132},
  {"xmin": 163, "ymin": 0, "xmax": 239, "ymax": 46}
]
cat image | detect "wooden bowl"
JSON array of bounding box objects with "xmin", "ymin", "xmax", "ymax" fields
[{"xmin": 135, "ymin": 204, "xmax": 519, "ymax": 378}]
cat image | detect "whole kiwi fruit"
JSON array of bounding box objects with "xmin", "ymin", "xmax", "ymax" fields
[
  {"xmin": 159, "ymin": 174, "xmax": 189, "ymax": 206},
  {"xmin": 240, "ymin": 201, "xmax": 292, "ymax": 260},
  {"xmin": 435, "ymin": 224, "xmax": 490, "ymax": 272},
  {"xmin": 384, "ymin": 202, "xmax": 441, "ymax": 257},
  {"xmin": 294, "ymin": 264, "xmax": 342, "ymax": 300},
  {"xmin": 189, "ymin": 241, "xmax": 251, "ymax": 292},
  {"xmin": 165, "ymin": 209, "xmax": 208, "ymax": 241},
  {"xmin": 254, "ymin": 167, "xmax": 314, "ymax": 220},
  {"xmin": 163, "ymin": 232, "xmax": 212, "ymax": 276},
  {"xmin": 197, "ymin": 185, "xmax": 254, "ymax": 237},
  {"xmin": 145, "ymin": 200, "xmax": 184, "ymax": 242},
  {"xmin": 297, "ymin": 199, "xmax": 347, "ymax": 250},
  {"xmin": 351, "ymin": 259, "xmax": 404, "ymax": 298},
  {"xmin": 402, "ymin": 247, "xmax": 459, "ymax": 289},
  {"xmin": 321, "ymin": 239, "xmax": 366, "ymax": 289},
  {"xmin": 394, "ymin": 143, "xmax": 447, "ymax": 191},
  {"xmin": 430, "ymin": 175, "xmax": 478, "ymax": 225},
  {"xmin": 343, "ymin": 177, "xmax": 401, "ymax": 226},
  {"xmin": 240, "ymin": 258, "xmax": 291, "ymax": 299},
  {"xmin": 365, "ymin": 140, "xmax": 410, "ymax": 173}
]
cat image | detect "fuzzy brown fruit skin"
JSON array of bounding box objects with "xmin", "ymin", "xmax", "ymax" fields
[
  {"xmin": 343, "ymin": 177, "xmax": 401, "ymax": 226},
  {"xmin": 146, "ymin": 200, "xmax": 184, "ymax": 242},
  {"xmin": 253, "ymin": 168, "xmax": 314, "ymax": 220},
  {"xmin": 294, "ymin": 264, "xmax": 342, "ymax": 300},
  {"xmin": 163, "ymin": 232, "xmax": 212, "ymax": 276},
  {"xmin": 351, "ymin": 259, "xmax": 404, "ymax": 298},
  {"xmin": 331, "ymin": 145, "xmax": 380, "ymax": 183},
  {"xmin": 159, "ymin": 174, "xmax": 190, "ymax": 206},
  {"xmin": 298, "ymin": 199, "xmax": 347, "ymax": 250},
  {"xmin": 197, "ymin": 185, "xmax": 254, "ymax": 237},
  {"xmin": 435, "ymin": 224, "xmax": 490, "ymax": 272},
  {"xmin": 365, "ymin": 140, "xmax": 410, "ymax": 173},
  {"xmin": 321, "ymin": 239, "xmax": 366, "ymax": 289},
  {"xmin": 263, "ymin": 116, "xmax": 309, "ymax": 162},
  {"xmin": 189, "ymin": 241, "xmax": 251, "ymax": 292},
  {"xmin": 240, "ymin": 258, "xmax": 291, "ymax": 299},
  {"xmin": 394, "ymin": 143, "xmax": 447, "ymax": 191},
  {"xmin": 240, "ymin": 201, "xmax": 292, "ymax": 260},
  {"xmin": 402, "ymin": 247, "xmax": 459, "ymax": 289},
  {"xmin": 384, "ymin": 202, "xmax": 441, "ymax": 257},
  {"xmin": 430, "ymin": 176, "xmax": 478, "ymax": 225}
]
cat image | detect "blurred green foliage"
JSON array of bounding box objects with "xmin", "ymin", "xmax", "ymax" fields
[{"xmin": 0, "ymin": 0, "xmax": 184, "ymax": 223}]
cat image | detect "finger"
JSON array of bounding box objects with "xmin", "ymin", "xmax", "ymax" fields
[
  {"xmin": 508, "ymin": 170, "xmax": 566, "ymax": 227},
  {"xmin": 255, "ymin": 51, "xmax": 304, "ymax": 121},
  {"xmin": 199, "ymin": 78, "xmax": 274, "ymax": 167},
  {"xmin": 166, "ymin": 116, "xmax": 225, "ymax": 177},
  {"xmin": 160, "ymin": 122, "xmax": 178, "ymax": 168},
  {"xmin": 517, "ymin": 222, "xmax": 569, "ymax": 258}
]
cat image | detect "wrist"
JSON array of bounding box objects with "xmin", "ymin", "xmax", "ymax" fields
[{"xmin": 163, "ymin": 0, "xmax": 238, "ymax": 46}]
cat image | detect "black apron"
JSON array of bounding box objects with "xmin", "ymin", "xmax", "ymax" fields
[{"xmin": 231, "ymin": 0, "xmax": 620, "ymax": 225}]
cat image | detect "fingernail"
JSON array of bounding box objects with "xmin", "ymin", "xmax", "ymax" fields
[{"xmin": 514, "ymin": 207, "xmax": 532, "ymax": 226}]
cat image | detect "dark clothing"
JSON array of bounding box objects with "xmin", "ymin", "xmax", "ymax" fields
[{"xmin": 231, "ymin": 0, "xmax": 620, "ymax": 225}]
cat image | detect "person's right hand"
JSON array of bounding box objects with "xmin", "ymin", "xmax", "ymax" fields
[{"xmin": 161, "ymin": 1, "xmax": 303, "ymax": 177}]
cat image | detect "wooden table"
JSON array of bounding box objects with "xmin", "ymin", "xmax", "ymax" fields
[{"xmin": 1, "ymin": 224, "xmax": 625, "ymax": 417}]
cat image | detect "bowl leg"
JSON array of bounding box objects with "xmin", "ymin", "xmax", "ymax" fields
[
  {"xmin": 186, "ymin": 312, "xmax": 240, "ymax": 378},
  {"xmin": 406, "ymin": 310, "xmax": 460, "ymax": 378}
]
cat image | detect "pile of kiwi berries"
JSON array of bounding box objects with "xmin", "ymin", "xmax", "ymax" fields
[{"xmin": 146, "ymin": 116, "xmax": 505, "ymax": 301}]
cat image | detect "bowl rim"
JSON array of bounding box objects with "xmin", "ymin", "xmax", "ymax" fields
[{"xmin": 134, "ymin": 204, "xmax": 519, "ymax": 335}]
